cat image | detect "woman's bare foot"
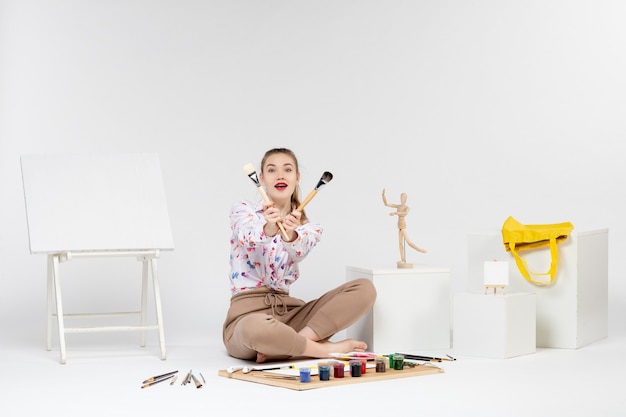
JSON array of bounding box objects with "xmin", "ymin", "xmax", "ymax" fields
[
  {"xmin": 302, "ymin": 338, "xmax": 368, "ymax": 359},
  {"xmin": 255, "ymin": 326, "xmax": 368, "ymax": 363}
]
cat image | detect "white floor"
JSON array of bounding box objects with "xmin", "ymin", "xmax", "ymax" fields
[{"xmin": 3, "ymin": 332, "xmax": 625, "ymax": 417}]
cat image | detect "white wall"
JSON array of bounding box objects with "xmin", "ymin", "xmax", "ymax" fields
[{"xmin": 1, "ymin": 0, "xmax": 625, "ymax": 347}]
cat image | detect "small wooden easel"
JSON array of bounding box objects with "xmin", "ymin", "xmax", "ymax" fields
[
  {"xmin": 483, "ymin": 260, "xmax": 509, "ymax": 296},
  {"xmin": 484, "ymin": 284, "xmax": 506, "ymax": 295}
]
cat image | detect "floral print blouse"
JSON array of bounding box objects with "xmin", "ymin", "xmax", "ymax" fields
[{"xmin": 228, "ymin": 200, "xmax": 322, "ymax": 295}]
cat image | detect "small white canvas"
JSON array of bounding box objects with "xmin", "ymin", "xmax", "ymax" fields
[{"xmin": 484, "ymin": 261, "xmax": 509, "ymax": 286}]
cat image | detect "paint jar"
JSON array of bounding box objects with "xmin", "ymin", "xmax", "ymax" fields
[
  {"xmin": 375, "ymin": 358, "xmax": 386, "ymax": 373},
  {"xmin": 318, "ymin": 365, "xmax": 331, "ymax": 381},
  {"xmin": 299, "ymin": 367, "xmax": 311, "ymax": 383},
  {"xmin": 333, "ymin": 362, "xmax": 345, "ymax": 378},
  {"xmin": 392, "ymin": 354, "xmax": 404, "ymax": 370},
  {"xmin": 349, "ymin": 360, "xmax": 362, "ymax": 377},
  {"xmin": 358, "ymin": 358, "xmax": 367, "ymax": 374},
  {"xmin": 388, "ymin": 354, "xmax": 395, "ymax": 369}
]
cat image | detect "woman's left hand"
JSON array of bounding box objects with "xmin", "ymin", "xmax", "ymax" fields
[{"xmin": 281, "ymin": 210, "xmax": 302, "ymax": 241}]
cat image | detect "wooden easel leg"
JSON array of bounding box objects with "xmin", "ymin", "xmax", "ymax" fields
[
  {"xmin": 150, "ymin": 257, "xmax": 167, "ymax": 360},
  {"xmin": 51, "ymin": 255, "xmax": 67, "ymax": 364},
  {"xmin": 140, "ymin": 258, "xmax": 148, "ymax": 347},
  {"xmin": 46, "ymin": 255, "xmax": 54, "ymax": 351},
  {"xmin": 484, "ymin": 284, "xmax": 507, "ymax": 295}
]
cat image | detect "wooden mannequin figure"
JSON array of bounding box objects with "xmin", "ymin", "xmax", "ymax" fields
[{"xmin": 382, "ymin": 189, "xmax": 427, "ymax": 268}]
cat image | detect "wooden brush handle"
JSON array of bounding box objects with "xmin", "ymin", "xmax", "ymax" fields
[
  {"xmin": 297, "ymin": 189, "xmax": 318, "ymax": 211},
  {"xmin": 257, "ymin": 186, "xmax": 289, "ymax": 240},
  {"xmin": 257, "ymin": 186, "xmax": 271, "ymax": 203}
]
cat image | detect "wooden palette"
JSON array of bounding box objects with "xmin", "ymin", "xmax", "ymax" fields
[{"xmin": 217, "ymin": 362, "xmax": 444, "ymax": 391}]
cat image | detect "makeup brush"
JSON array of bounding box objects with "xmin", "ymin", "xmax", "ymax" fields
[
  {"xmin": 140, "ymin": 373, "xmax": 176, "ymax": 389},
  {"xmin": 243, "ymin": 163, "xmax": 289, "ymax": 240},
  {"xmin": 296, "ymin": 171, "xmax": 333, "ymax": 211},
  {"xmin": 142, "ymin": 370, "xmax": 178, "ymax": 384},
  {"xmin": 191, "ymin": 373, "xmax": 203, "ymax": 389}
]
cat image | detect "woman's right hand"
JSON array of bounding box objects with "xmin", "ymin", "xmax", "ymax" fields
[{"xmin": 262, "ymin": 202, "xmax": 281, "ymax": 236}]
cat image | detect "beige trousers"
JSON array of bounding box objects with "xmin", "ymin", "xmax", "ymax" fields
[{"xmin": 222, "ymin": 278, "xmax": 376, "ymax": 360}]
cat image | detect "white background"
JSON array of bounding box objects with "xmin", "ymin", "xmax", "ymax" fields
[{"xmin": 1, "ymin": 0, "xmax": 625, "ymax": 351}]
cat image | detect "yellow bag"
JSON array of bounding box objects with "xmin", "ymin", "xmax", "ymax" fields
[{"xmin": 501, "ymin": 216, "xmax": 574, "ymax": 286}]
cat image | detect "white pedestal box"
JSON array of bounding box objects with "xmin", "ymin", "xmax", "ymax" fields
[
  {"xmin": 345, "ymin": 265, "xmax": 450, "ymax": 353},
  {"xmin": 453, "ymin": 293, "xmax": 536, "ymax": 359},
  {"xmin": 467, "ymin": 229, "xmax": 608, "ymax": 349}
]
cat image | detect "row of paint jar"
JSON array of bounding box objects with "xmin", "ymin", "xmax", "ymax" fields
[{"xmin": 299, "ymin": 355, "xmax": 403, "ymax": 383}]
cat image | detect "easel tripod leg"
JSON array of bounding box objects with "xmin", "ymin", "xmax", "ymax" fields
[
  {"xmin": 140, "ymin": 258, "xmax": 148, "ymax": 347},
  {"xmin": 51, "ymin": 255, "xmax": 67, "ymax": 364},
  {"xmin": 46, "ymin": 255, "xmax": 54, "ymax": 351},
  {"xmin": 150, "ymin": 257, "xmax": 167, "ymax": 360}
]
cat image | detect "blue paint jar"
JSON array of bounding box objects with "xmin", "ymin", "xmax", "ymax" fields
[
  {"xmin": 299, "ymin": 367, "xmax": 311, "ymax": 383},
  {"xmin": 318, "ymin": 365, "xmax": 331, "ymax": 381}
]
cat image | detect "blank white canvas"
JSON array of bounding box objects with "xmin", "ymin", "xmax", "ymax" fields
[
  {"xmin": 484, "ymin": 260, "xmax": 509, "ymax": 286},
  {"xmin": 21, "ymin": 153, "xmax": 174, "ymax": 253}
]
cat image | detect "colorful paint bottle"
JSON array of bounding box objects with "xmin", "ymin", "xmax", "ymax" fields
[
  {"xmin": 359, "ymin": 358, "xmax": 367, "ymax": 374},
  {"xmin": 318, "ymin": 365, "xmax": 331, "ymax": 381},
  {"xmin": 300, "ymin": 367, "xmax": 311, "ymax": 383},
  {"xmin": 392, "ymin": 354, "xmax": 405, "ymax": 370},
  {"xmin": 333, "ymin": 362, "xmax": 345, "ymax": 378},
  {"xmin": 349, "ymin": 360, "xmax": 362, "ymax": 377},
  {"xmin": 375, "ymin": 358, "xmax": 386, "ymax": 373}
]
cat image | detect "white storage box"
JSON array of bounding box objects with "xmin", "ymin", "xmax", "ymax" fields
[
  {"xmin": 453, "ymin": 292, "xmax": 536, "ymax": 358},
  {"xmin": 467, "ymin": 229, "xmax": 608, "ymax": 348},
  {"xmin": 346, "ymin": 265, "xmax": 450, "ymax": 353}
]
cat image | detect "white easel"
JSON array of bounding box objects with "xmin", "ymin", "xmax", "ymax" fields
[{"xmin": 21, "ymin": 153, "xmax": 174, "ymax": 364}]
